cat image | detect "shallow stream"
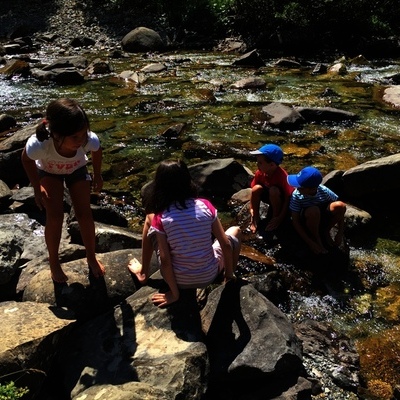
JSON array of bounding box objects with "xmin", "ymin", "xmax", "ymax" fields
[{"xmin": 2, "ymin": 50, "xmax": 400, "ymax": 397}]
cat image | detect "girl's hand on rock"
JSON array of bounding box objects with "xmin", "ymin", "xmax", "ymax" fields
[{"xmin": 151, "ymin": 291, "xmax": 179, "ymax": 308}]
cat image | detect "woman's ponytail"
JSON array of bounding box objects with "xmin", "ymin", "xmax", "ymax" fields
[{"xmin": 35, "ymin": 120, "xmax": 50, "ymax": 142}]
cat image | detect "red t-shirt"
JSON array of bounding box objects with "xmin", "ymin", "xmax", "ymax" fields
[{"xmin": 251, "ymin": 166, "xmax": 294, "ymax": 198}]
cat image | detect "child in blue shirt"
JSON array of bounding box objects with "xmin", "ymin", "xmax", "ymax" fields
[{"xmin": 287, "ymin": 166, "xmax": 346, "ymax": 255}]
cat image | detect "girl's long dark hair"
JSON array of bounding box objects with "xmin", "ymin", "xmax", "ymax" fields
[
  {"xmin": 36, "ymin": 98, "xmax": 90, "ymax": 142},
  {"xmin": 148, "ymin": 159, "xmax": 198, "ymax": 214}
]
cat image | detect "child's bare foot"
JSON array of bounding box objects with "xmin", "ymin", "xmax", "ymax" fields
[
  {"xmin": 51, "ymin": 266, "xmax": 69, "ymax": 283},
  {"xmin": 309, "ymin": 241, "xmax": 328, "ymax": 255},
  {"xmin": 88, "ymin": 260, "xmax": 106, "ymax": 279},
  {"xmin": 250, "ymin": 221, "xmax": 258, "ymax": 233},
  {"xmin": 127, "ymin": 258, "xmax": 147, "ymax": 284}
]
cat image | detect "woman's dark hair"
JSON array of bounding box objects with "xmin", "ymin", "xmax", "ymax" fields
[
  {"xmin": 149, "ymin": 159, "xmax": 198, "ymax": 213},
  {"xmin": 36, "ymin": 98, "xmax": 90, "ymax": 142}
]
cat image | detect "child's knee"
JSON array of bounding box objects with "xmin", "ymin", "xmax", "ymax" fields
[
  {"xmin": 251, "ymin": 185, "xmax": 264, "ymax": 197},
  {"xmin": 226, "ymin": 225, "xmax": 241, "ymax": 239},
  {"xmin": 331, "ymin": 201, "xmax": 346, "ymax": 215}
]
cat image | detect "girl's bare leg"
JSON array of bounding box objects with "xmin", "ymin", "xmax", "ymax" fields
[
  {"xmin": 128, "ymin": 213, "xmax": 155, "ymax": 283},
  {"xmin": 329, "ymin": 201, "xmax": 347, "ymax": 246},
  {"xmin": 41, "ymin": 176, "xmax": 68, "ymax": 282},
  {"xmin": 69, "ymin": 179, "xmax": 105, "ymax": 278},
  {"xmin": 225, "ymin": 226, "xmax": 242, "ymax": 270},
  {"xmin": 250, "ymin": 185, "xmax": 263, "ymax": 233}
]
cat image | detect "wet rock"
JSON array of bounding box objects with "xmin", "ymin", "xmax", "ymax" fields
[
  {"xmin": 69, "ymin": 36, "xmax": 96, "ymax": 48},
  {"xmin": 42, "ymin": 55, "xmax": 88, "ymax": 70},
  {"xmin": 3, "ymin": 44, "xmax": 22, "ymax": 55},
  {"xmin": 261, "ymin": 102, "xmax": 305, "ymax": 130},
  {"xmin": 319, "ymin": 87, "xmax": 339, "ymax": 97},
  {"xmin": 312, "ymin": 63, "xmax": 328, "ymax": 75},
  {"xmin": 69, "ymin": 220, "xmax": 141, "ymax": 252},
  {"xmin": 215, "ymin": 37, "xmax": 248, "ymax": 53},
  {"xmin": 294, "ymin": 320, "xmax": 359, "ymax": 392},
  {"xmin": 230, "ymin": 76, "xmax": 266, "ymax": 89},
  {"xmin": 383, "ymin": 85, "xmax": 400, "ymax": 107},
  {"xmin": 0, "ymin": 58, "xmax": 30, "ymax": 78},
  {"xmin": 49, "ymin": 68, "xmax": 85, "ymax": 85},
  {"xmin": 159, "ymin": 122, "xmax": 186, "ymax": 139},
  {"xmin": 294, "ymin": 106, "xmax": 359, "ymax": 123},
  {"xmin": 232, "ymin": 49, "xmax": 265, "ymax": 68},
  {"xmin": 274, "ymin": 58, "xmax": 301, "ymax": 68},
  {"xmin": 0, "ymin": 114, "xmax": 17, "ymax": 133},
  {"xmin": 0, "ymin": 180, "xmax": 12, "ymax": 211},
  {"xmin": 195, "ymin": 88, "xmax": 217, "ymax": 103},
  {"xmin": 119, "ymin": 70, "xmax": 147, "ymax": 86},
  {"xmin": 30, "ymin": 67, "xmax": 85, "ymax": 85},
  {"xmin": 188, "ymin": 158, "xmax": 252, "ymax": 200},
  {"xmin": 86, "ymin": 58, "xmax": 113, "ymax": 75},
  {"xmin": 349, "ymin": 54, "xmax": 371, "ymax": 66},
  {"xmin": 140, "ymin": 62, "xmax": 167, "ymax": 73},
  {"xmin": 328, "ymin": 62, "xmax": 348, "ymax": 75}
]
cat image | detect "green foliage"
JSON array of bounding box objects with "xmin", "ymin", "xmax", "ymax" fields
[
  {"xmin": 206, "ymin": 0, "xmax": 400, "ymax": 52},
  {"xmin": 0, "ymin": 382, "xmax": 29, "ymax": 400},
  {"xmin": 87, "ymin": 0, "xmax": 400, "ymax": 46}
]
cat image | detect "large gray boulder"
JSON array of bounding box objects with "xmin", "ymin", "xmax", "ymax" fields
[
  {"xmin": 121, "ymin": 27, "xmax": 164, "ymax": 53},
  {"xmin": 53, "ymin": 283, "xmax": 208, "ymax": 399},
  {"xmin": 201, "ymin": 281, "xmax": 306, "ymax": 398},
  {"xmin": 0, "ymin": 301, "xmax": 76, "ymax": 394},
  {"xmin": 261, "ymin": 102, "xmax": 305, "ymax": 130},
  {"xmin": 342, "ymin": 153, "xmax": 400, "ymax": 197},
  {"xmin": 189, "ymin": 158, "xmax": 252, "ymax": 200}
]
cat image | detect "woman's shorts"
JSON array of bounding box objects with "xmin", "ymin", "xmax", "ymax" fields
[{"xmin": 38, "ymin": 166, "xmax": 91, "ymax": 188}]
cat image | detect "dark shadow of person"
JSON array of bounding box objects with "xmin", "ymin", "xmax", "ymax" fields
[
  {"xmin": 43, "ymin": 297, "xmax": 138, "ymax": 400},
  {"xmin": 147, "ymin": 271, "xmax": 205, "ymax": 343},
  {"xmin": 204, "ymin": 279, "xmax": 251, "ymax": 379},
  {"xmin": 167, "ymin": 288, "xmax": 205, "ymax": 343},
  {"xmin": 52, "ymin": 270, "xmax": 111, "ymax": 321}
]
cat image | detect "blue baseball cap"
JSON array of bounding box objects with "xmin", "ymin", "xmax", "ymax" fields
[
  {"xmin": 287, "ymin": 166, "xmax": 323, "ymax": 188},
  {"xmin": 250, "ymin": 144, "xmax": 283, "ymax": 165}
]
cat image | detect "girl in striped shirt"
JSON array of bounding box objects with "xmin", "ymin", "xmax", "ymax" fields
[{"xmin": 137, "ymin": 159, "xmax": 241, "ymax": 307}]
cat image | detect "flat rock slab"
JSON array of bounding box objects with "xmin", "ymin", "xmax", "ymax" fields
[{"xmin": 0, "ymin": 301, "xmax": 75, "ymax": 352}]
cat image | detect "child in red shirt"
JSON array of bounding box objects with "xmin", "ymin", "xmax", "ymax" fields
[{"xmin": 249, "ymin": 144, "xmax": 294, "ymax": 233}]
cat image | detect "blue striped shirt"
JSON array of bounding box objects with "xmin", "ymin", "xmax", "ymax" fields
[{"xmin": 289, "ymin": 185, "xmax": 338, "ymax": 213}]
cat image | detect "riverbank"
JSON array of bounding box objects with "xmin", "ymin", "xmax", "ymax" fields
[{"xmin": 2, "ymin": 0, "xmax": 400, "ymax": 58}]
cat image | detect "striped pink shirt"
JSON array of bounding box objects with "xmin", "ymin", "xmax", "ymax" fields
[{"xmin": 151, "ymin": 198, "xmax": 219, "ymax": 288}]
